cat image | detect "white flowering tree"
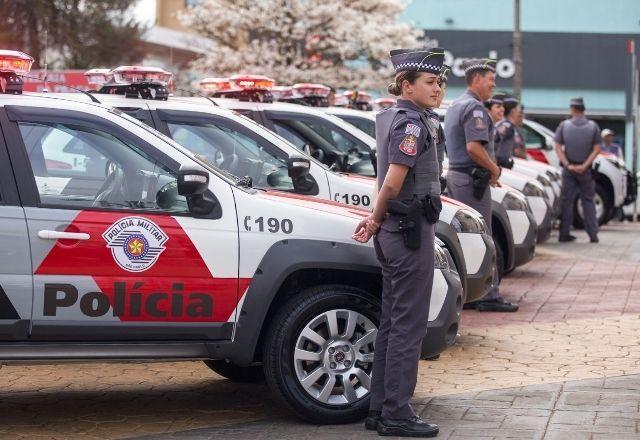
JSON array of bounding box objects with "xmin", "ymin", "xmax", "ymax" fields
[{"xmin": 179, "ymin": 0, "xmax": 427, "ymax": 89}]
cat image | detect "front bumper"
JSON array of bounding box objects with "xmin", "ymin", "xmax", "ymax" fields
[
  {"xmin": 513, "ymin": 209, "xmax": 537, "ymax": 267},
  {"xmin": 462, "ymin": 233, "xmax": 496, "ymax": 303},
  {"xmin": 420, "ymin": 265, "xmax": 463, "ymax": 359}
]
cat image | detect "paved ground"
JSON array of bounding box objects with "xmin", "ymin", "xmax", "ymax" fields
[{"xmin": 2, "ymin": 222, "xmax": 640, "ymax": 439}]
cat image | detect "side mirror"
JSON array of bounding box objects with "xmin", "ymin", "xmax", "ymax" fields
[
  {"xmin": 177, "ymin": 165, "xmax": 216, "ymax": 216},
  {"xmin": 287, "ymin": 155, "xmax": 311, "ymax": 179},
  {"xmin": 287, "ymin": 154, "xmax": 318, "ymax": 195},
  {"xmin": 178, "ymin": 166, "xmax": 209, "ymax": 196}
]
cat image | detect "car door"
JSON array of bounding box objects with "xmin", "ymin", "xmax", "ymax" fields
[
  {"xmin": 0, "ymin": 116, "xmax": 31, "ymax": 340},
  {"xmin": 1, "ymin": 105, "xmax": 241, "ymax": 341}
]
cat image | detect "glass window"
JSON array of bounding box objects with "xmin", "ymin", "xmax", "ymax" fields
[
  {"xmin": 18, "ymin": 122, "xmax": 188, "ymax": 212},
  {"xmin": 273, "ymin": 117, "xmax": 375, "ymax": 177},
  {"xmin": 166, "ymin": 121, "xmax": 294, "ymax": 191},
  {"xmin": 340, "ymin": 116, "xmax": 376, "ymax": 139},
  {"xmin": 520, "ymin": 124, "xmax": 545, "ymax": 149}
]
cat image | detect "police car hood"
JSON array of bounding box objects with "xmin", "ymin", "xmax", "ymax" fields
[{"xmin": 257, "ymin": 189, "xmax": 369, "ymax": 220}]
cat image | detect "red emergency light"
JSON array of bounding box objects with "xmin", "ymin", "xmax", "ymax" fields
[
  {"xmin": 84, "ymin": 68, "xmax": 112, "ymax": 87},
  {"xmin": 0, "ymin": 50, "xmax": 34, "ymax": 75},
  {"xmin": 344, "ymin": 90, "xmax": 372, "ymax": 102},
  {"xmin": 111, "ymin": 66, "xmax": 173, "ymax": 86},
  {"xmin": 200, "ymin": 77, "xmax": 232, "ymax": 92},
  {"xmin": 229, "ymin": 74, "xmax": 274, "ymax": 90},
  {"xmin": 375, "ymin": 97, "xmax": 396, "ymax": 109},
  {"xmin": 292, "ymin": 83, "xmax": 331, "ymax": 97},
  {"xmin": 271, "ymin": 86, "xmax": 296, "ymax": 100}
]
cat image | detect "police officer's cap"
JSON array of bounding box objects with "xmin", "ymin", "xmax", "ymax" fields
[
  {"xmin": 462, "ymin": 58, "xmax": 497, "ymax": 76},
  {"xmin": 570, "ymin": 97, "xmax": 585, "ymax": 109},
  {"xmin": 439, "ymin": 64, "xmax": 451, "ymax": 84},
  {"xmin": 390, "ymin": 47, "xmax": 445, "ymax": 74}
]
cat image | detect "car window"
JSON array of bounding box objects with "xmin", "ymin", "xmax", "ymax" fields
[
  {"xmin": 18, "ymin": 121, "xmax": 188, "ymax": 212},
  {"xmin": 166, "ymin": 121, "xmax": 294, "ymax": 191},
  {"xmin": 339, "ymin": 115, "xmax": 376, "ymax": 138},
  {"xmin": 520, "ymin": 124, "xmax": 545, "ymax": 149},
  {"xmin": 272, "ymin": 117, "xmax": 375, "ymax": 177},
  {"xmin": 273, "ymin": 122, "xmax": 307, "ymax": 149}
]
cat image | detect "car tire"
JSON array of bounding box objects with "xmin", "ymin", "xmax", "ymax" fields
[
  {"xmin": 573, "ymin": 181, "xmax": 613, "ymax": 228},
  {"xmin": 203, "ymin": 360, "xmax": 265, "ymax": 383},
  {"xmin": 263, "ymin": 284, "xmax": 380, "ymax": 424}
]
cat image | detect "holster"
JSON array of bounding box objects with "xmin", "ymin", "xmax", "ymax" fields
[
  {"xmin": 471, "ymin": 167, "xmax": 492, "ymax": 200},
  {"xmin": 387, "ymin": 199, "xmax": 423, "ymax": 250},
  {"xmin": 497, "ymin": 157, "xmax": 514, "ymax": 169},
  {"xmin": 422, "ymin": 194, "xmax": 442, "ymax": 225}
]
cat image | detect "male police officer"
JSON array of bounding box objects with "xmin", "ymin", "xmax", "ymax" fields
[
  {"xmin": 427, "ymin": 64, "xmax": 451, "ymax": 191},
  {"xmin": 555, "ymin": 97, "xmax": 602, "ymax": 243},
  {"xmin": 444, "ymin": 59, "xmax": 518, "ymax": 312},
  {"xmin": 493, "ymin": 93, "xmax": 521, "ymax": 168}
]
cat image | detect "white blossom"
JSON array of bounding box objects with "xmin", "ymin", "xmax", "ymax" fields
[{"xmin": 179, "ymin": 0, "xmax": 429, "ymax": 90}]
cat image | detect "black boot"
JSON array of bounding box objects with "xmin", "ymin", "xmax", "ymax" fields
[
  {"xmin": 377, "ymin": 416, "xmax": 439, "ymax": 437},
  {"xmin": 365, "ymin": 410, "xmax": 382, "ymax": 431},
  {"xmin": 558, "ymin": 234, "xmax": 576, "ymax": 242},
  {"xmin": 475, "ymin": 298, "xmax": 519, "ymax": 312}
]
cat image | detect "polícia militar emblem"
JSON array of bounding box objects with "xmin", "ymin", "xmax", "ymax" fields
[{"xmin": 102, "ymin": 216, "xmax": 169, "ymax": 272}]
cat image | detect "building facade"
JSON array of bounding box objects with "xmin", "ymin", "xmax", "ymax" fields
[{"xmin": 402, "ymin": 0, "xmax": 640, "ymax": 157}]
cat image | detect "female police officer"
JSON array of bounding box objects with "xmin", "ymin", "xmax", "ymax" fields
[{"xmin": 353, "ymin": 47, "xmax": 444, "ymax": 438}]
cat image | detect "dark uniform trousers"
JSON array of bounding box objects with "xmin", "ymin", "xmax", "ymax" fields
[
  {"xmin": 370, "ymin": 218, "xmax": 434, "ymax": 420},
  {"xmin": 447, "ymin": 170, "xmax": 500, "ymax": 300},
  {"xmin": 560, "ymin": 168, "xmax": 598, "ymax": 238}
]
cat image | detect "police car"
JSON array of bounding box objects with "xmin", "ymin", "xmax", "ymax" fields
[
  {"xmin": 520, "ymin": 117, "xmax": 636, "ymax": 227},
  {"xmin": 0, "ymin": 52, "xmax": 462, "ymax": 424},
  {"xmin": 320, "ymin": 106, "xmax": 538, "ymax": 270}
]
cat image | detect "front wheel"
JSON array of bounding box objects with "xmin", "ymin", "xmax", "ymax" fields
[
  {"xmin": 574, "ymin": 182, "xmax": 613, "ymax": 228},
  {"xmin": 263, "ymin": 285, "xmax": 380, "ymax": 424}
]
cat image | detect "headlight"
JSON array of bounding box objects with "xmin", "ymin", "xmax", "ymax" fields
[
  {"xmin": 545, "ymin": 169, "xmax": 560, "ymax": 182},
  {"xmin": 522, "ymin": 181, "xmax": 546, "ymax": 198},
  {"xmin": 605, "ymin": 156, "xmax": 625, "ymax": 170},
  {"xmin": 536, "ymin": 174, "xmax": 552, "ymax": 187},
  {"xmin": 502, "ymin": 191, "xmax": 528, "ymax": 211},
  {"xmin": 451, "ymin": 209, "xmax": 487, "ymax": 234},
  {"xmin": 434, "ymin": 244, "xmax": 449, "ymax": 270}
]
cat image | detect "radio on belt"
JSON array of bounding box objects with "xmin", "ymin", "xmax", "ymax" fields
[{"xmin": 0, "ymin": 50, "xmax": 34, "ymax": 94}]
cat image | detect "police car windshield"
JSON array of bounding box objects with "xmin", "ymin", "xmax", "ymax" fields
[{"xmin": 110, "ymin": 109, "xmax": 243, "ymax": 186}]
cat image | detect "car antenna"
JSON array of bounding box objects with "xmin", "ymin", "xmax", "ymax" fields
[
  {"xmin": 172, "ymin": 86, "xmax": 219, "ymax": 107},
  {"xmin": 20, "ymin": 74, "xmax": 102, "ymax": 104}
]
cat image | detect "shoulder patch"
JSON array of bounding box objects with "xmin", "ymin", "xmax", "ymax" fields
[
  {"xmin": 399, "ymin": 134, "xmax": 418, "ymax": 156},
  {"xmin": 405, "ymin": 123, "xmax": 421, "ymax": 137},
  {"xmin": 474, "ymin": 117, "xmax": 486, "ymax": 129},
  {"xmin": 473, "ymin": 110, "xmax": 484, "ymax": 118}
]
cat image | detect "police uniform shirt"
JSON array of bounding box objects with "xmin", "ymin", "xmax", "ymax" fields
[
  {"xmin": 444, "ymin": 90, "xmax": 495, "ymax": 168},
  {"xmin": 495, "ymin": 119, "xmax": 515, "ymax": 162},
  {"xmin": 554, "ymin": 116, "xmax": 602, "ymax": 164},
  {"xmin": 376, "ymin": 99, "xmax": 429, "ymax": 197},
  {"xmin": 425, "ymin": 109, "xmax": 445, "ymax": 171}
]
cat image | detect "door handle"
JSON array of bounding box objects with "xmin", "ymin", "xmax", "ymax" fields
[{"xmin": 38, "ymin": 230, "xmax": 90, "ymax": 241}]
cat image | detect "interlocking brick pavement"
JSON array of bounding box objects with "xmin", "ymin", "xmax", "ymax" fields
[{"xmin": 1, "ymin": 223, "xmax": 640, "ymax": 439}]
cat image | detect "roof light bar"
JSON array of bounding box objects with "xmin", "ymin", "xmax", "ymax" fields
[
  {"xmin": 84, "ymin": 68, "xmax": 112, "ymax": 87},
  {"xmin": 0, "ymin": 50, "xmax": 34, "ymax": 75},
  {"xmin": 200, "ymin": 77, "xmax": 232, "ymax": 93},
  {"xmin": 228, "ymin": 74, "xmax": 274, "ymax": 90},
  {"xmin": 292, "ymin": 83, "xmax": 331, "ymax": 97},
  {"xmin": 111, "ymin": 66, "xmax": 173, "ymax": 86}
]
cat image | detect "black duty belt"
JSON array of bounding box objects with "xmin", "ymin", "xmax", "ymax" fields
[{"xmin": 448, "ymin": 166, "xmax": 477, "ymax": 175}]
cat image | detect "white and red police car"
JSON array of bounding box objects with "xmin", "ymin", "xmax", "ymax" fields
[{"xmin": 0, "ymin": 53, "xmax": 462, "ymax": 424}]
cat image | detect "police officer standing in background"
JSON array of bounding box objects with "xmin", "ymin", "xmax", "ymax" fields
[
  {"xmin": 445, "ymin": 59, "xmax": 518, "ymax": 312},
  {"xmin": 555, "ymin": 97, "xmax": 602, "ymax": 243},
  {"xmin": 428, "ymin": 64, "xmax": 451, "ymax": 191},
  {"xmin": 353, "ymin": 47, "xmax": 444, "ymax": 438}
]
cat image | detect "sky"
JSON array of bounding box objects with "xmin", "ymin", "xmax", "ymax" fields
[{"xmin": 134, "ymin": 0, "xmax": 156, "ymax": 26}]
